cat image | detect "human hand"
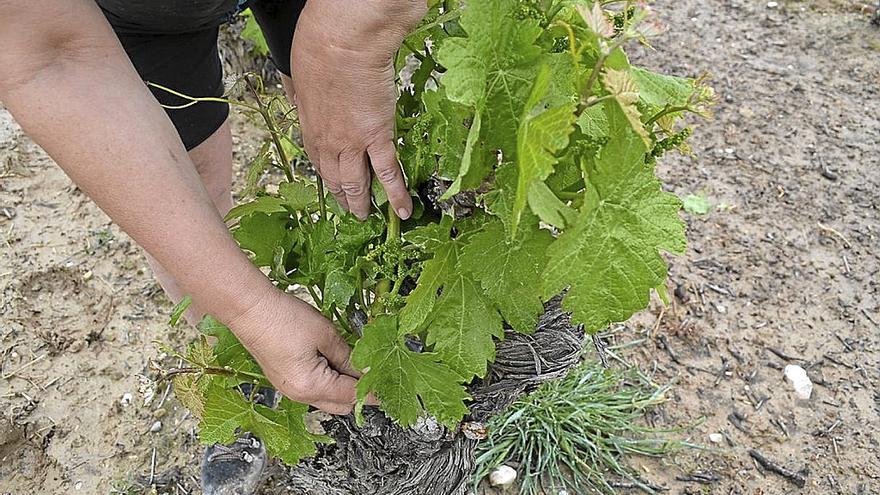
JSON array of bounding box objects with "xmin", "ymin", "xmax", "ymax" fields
[
  {"xmin": 229, "ymin": 288, "xmax": 363, "ymax": 414},
  {"xmin": 291, "ymin": 0, "xmax": 426, "ymax": 220}
]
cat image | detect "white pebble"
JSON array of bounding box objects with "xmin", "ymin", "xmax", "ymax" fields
[
  {"xmin": 709, "ymin": 433, "xmax": 724, "ymax": 443},
  {"xmin": 783, "ymin": 364, "xmax": 813, "ymax": 399},
  {"xmin": 767, "ymin": 1, "xmax": 779, "ymax": 8},
  {"xmin": 150, "ymin": 420, "xmax": 162, "ymax": 433},
  {"xmin": 489, "ymin": 465, "xmax": 517, "ymax": 486},
  {"xmin": 120, "ymin": 392, "xmax": 133, "ymax": 406}
]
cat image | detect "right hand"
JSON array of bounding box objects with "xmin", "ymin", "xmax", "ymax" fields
[{"xmin": 229, "ymin": 288, "xmax": 362, "ymax": 414}]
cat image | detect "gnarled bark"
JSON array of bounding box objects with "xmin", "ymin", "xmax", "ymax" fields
[{"xmin": 284, "ymin": 299, "xmax": 584, "ymax": 495}]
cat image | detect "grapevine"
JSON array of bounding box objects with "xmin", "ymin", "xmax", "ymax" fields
[{"xmin": 155, "ymin": 0, "xmax": 714, "ymax": 466}]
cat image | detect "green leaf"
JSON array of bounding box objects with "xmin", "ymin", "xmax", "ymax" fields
[
  {"xmin": 172, "ymin": 373, "xmax": 212, "ymax": 418},
  {"xmin": 436, "ymin": 0, "xmax": 545, "ymax": 187},
  {"xmin": 199, "ymin": 382, "xmax": 284, "ymax": 448},
  {"xmin": 576, "ymin": 103, "xmax": 610, "ymax": 139},
  {"xmin": 440, "ymin": 110, "xmax": 483, "ymax": 199},
  {"xmin": 630, "ymin": 67, "xmax": 694, "ymax": 108},
  {"xmin": 279, "ymin": 181, "xmax": 318, "ymax": 211},
  {"xmin": 512, "ymin": 65, "xmax": 576, "ymax": 235},
  {"xmin": 225, "ymin": 196, "xmax": 288, "ymax": 222},
  {"xmin": 541, "ymin": 102, "xmax": 686, "ymax": 334},
  {"xmin": 602, "ymin": 68, "xmax": 651, "ymax": 148},
  {"xmin": 423, "ymin": 88, "xmax": 469, "ymax": 180},
  {"xmin": 243, "ymin": 142, "xmax": 271, "ymax": 197},
  {"xmin": 424, "ymin": 274, "xmax": 504, "ymax": 379},
  {"xmin": 682, "ymin": 194, "xmax": 712, "ymax": 215},
  {"xmin": 169, "ymin": 295, "xmax": 192, "ymax": 327},
  {"xmin": 336, "ymin": 214, "xmax": 384, "ymax": 249},
  {"xmin": 199, "ymin": 382, "xmax": 324, "ymax": 464},
  {"xmin": 240, "ymin": 9, "xmax": 269, "ymax": 57},
  {"xmin": 458, "ymin": 219, "xmax": 552, "ymax": 334},
  {"xmin": 260, "ymin": 398, "xmax": 331, "ymax": 465},
  {"xmin": 198, "ymin": 316, "xmax": 261, "ymax": 377},
  {"xmin": 232, "ymin": 212, "xmax": 289, "ymax": 267},
  {"xmin": 322, "ymin": 267, "xmax": 356, "ymax": 313},
  {"xmin": 351, "ymin": 315, "xmax": 470, "ymax": 428},
  {"xmin": 528, "ymin": 181, "xmax": 577, "ymax": 229},
  {"xmin": 399, "ymin": 241, "xmax": 457, "ymax": 333}
]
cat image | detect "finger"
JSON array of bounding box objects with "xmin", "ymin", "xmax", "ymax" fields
[
  {"xmin": 319, "ymin": 154, "xmax": 349, "ymax": 211},
  {"xmin": 317, "ymin": 327, "xmax": 361, "ymax": 378},
  {"xmin": 339, "ymin": 150, "xmax": 371, "ymax": 220},
  {"xmin": 304, "ymin": 355, "xmax": 359, "ymax": 406},
  {"xmin": 368, "ymin": 141, "xmax": 412, "ymax": 220}
]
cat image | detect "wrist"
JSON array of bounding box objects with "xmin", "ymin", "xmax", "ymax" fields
[{"xmin": 194, "ymin": 258, "xmax": 277, "ymax": 330}]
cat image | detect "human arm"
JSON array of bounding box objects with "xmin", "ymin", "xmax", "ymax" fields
[
  {"xmin": 0, "ymin": 0, "xmax": 360, "ymax": 414},
  {"xmin": 290, "ymin": 0, "xmax": 427, "ymax": 221}
]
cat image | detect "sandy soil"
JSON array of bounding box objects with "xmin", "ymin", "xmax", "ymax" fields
[{"xmin": 1, "ymin": 1, "xmax": 878, "ymax": 494}]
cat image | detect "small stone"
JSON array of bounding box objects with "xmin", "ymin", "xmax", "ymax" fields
[
  {"xmin": 489, "ymin": 465, "xmax": 517, "ymax": 487},
  {"xmin": 821, "ymin": 169, "xmax": 839, "ymax": 181},
  {"xmin": 767, "ymin": 1, "xmax": 779, "ymax": 8},
  {"xmin": 153, "ymin": 408, "xmax": 167, "ymax": 419},
  {"xmin": 74, "ymin": 481, "xmax": 83, "ymax": 490},
  {"xmin": 150, "ymin": 421, "xmax": 162, "ymax": 433},
  {"xmin": 716, "ymin": 304, "xmax": 727, "ymax": 314},
  {"xmin": 783, "ymin": 364, "xmax": 813, "ymax": 400},
  {"xmin": 709, "ymin": 433, "xmax": 724, "ymax": 443},
  {"xmin": 120, "ymin": 393, "xmax": 133, "ymax": 406},
  {"xmin": 82, "ymin": 270, "xmax": 93, "ymax": 282}
]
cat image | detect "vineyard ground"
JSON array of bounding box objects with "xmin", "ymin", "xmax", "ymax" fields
[{"xmin": 1, "ymin": 1, "xmax": 878, "ymax": 493}]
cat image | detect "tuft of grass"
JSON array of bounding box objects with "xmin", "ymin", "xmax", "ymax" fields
[{"xmin": 474, "ymin": 361, "xmax": 696, "ymax": 495}]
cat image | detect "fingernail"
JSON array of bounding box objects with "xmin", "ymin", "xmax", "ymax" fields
[{"xmin": 397, "ymin": 207, "xmax": 410, "ymax": 220}]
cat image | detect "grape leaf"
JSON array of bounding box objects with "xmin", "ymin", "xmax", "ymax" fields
[
  {"xmin": 225, "ymin": 196, "xmax": 287, "ymax": 222},
  {"xmin": 199, "ymin": 381, "xmax": 287, "ymax": 450},
  {"xmin": 399, "ymin": 241, "xmax": 455, "ymax": 333},
  {"xmin": 423, "ymin": 88, "xmax": 469, "ymax": 180},
  {"xmin": 399, "ymin": 219, "xmax": 456, "ymax": 332},
  {"xmin": 351, "ymin": 315, "xmax": 470, "ymax": 428},
  {"xmin": 199, "ymin": 382, "xmax": 323, "ymax": 465},
  {"xmin": 436, "ymin": 0, "xmax": 544, "ymax": 186},
  {"xmin": 233, "ymin": 212, "xmax": 289, "ymax": 267},
  {"xmin": 541, "ymin": 103, "xmax": 686, "ymax": 334},
  {"xmin": 440, "ymin": 110, "xmax": 483, "ymax": 199},
  {"xmin": 458, "ymin": 218, "xmax": 552, "ymax": 334},
  {"xmin": 322, "ymin": 266, "xmax": 356, "ymax": 313},
  {"xmin": 602, "ymin": 68, "xmax": 651, "ymax": 147},
  {"xmin": 425, "ymin": 274, "xmax": 504, "ymax": 379},
  {"xmin": 171, "ymin": 373, "xmax": 211, "ymax": 418},
  {"xmin": 198, "ymin": 316, "xmax": 262, "ymax": 378},
  {"xmin": 576, "ymin": 103, "xmax": 610, "ymax": 139},
  {"xmin": 630, "ymin": 67, "xmax": 694, "ymax": 108},
  {"xmin": 279, "ymin": 181, "xmax": 318, "ymax": 211},
  {"xmin": 512, "ymin": 65, "xmax": 576, "ymax": 235},
  {"xmin": 240, "ymin": 8, "xmax": 269, "ymax": 56},
  {"xmin": 260, "ymin": 398, "xmax": 331, "ymax": 465},
  {"xmin": 528, "ymin": 181, "xmax": 577, "ymax": 229}
]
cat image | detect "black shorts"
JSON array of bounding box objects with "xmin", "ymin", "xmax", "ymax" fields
[{"xmin": 100, "ymin": 1, "xmax": 306, "ymax": 150}]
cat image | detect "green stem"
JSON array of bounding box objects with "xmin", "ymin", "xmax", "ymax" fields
[
  {"xmin": 246, "ymin": 78, "xmax": 294, "ymax": 183},
  {"xmin": 146, "ymin": 81, "xmax": 260, "ymax": 113},
  {"xmin": 316, "ymin": 176, "xmax": 328, "ymax": 221},
  {"xmin": 645, "ymin": 105, "xmax": 692, "ymax": 127},
  {"xmin": 307, "ymin": 285, "xmax": 323, "ymax": 307}
]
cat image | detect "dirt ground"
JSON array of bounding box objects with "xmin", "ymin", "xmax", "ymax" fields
[{"xmin": 1, "ymin": 1, "xmax": 878, "ymax": 494}]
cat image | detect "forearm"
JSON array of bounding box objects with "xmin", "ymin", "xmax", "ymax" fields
[{"xmin": 0, "ymin": 2, "xmax": 273, "ymax": 324}]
